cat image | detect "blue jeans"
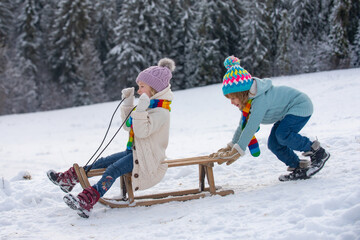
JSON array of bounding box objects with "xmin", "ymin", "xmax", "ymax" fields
[
  {"xmin": 267, "ymin": 115, "xmax": 312, "ymax": 168},
  {"xmin": 85, "ymin": 150, "xmax": 133, "ymax": 197}
]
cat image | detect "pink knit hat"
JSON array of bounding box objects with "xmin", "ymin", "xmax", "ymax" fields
[{"xmin": 136, "ymin": 58, "xmax": 176, "ymax": 92}]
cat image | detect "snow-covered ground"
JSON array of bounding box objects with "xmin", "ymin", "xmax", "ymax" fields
[{"xmin": 1, "ymin": 68, "xmax": 360, "ymax": 240}]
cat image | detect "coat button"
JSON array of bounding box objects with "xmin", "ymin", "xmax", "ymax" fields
[
  {"xmin": 135, "ymin": 160, "xmax": 139, "ymax": 164},
  {"xmin": 135, "ymin": 187, "xmax": 139, "ymax": 191},
  {"xmin": 134, "ymin": 173, "xmax": 139, "ymax": 178}
]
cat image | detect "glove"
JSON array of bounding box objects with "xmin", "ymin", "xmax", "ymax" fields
[
  {"xmin": 121, "ymin": 87, "xmax": 135, "ymax": 106},
  {"xmin": 217, "ymin": 144, "xmax": 244, "ymax": 165},
  {"xmin": 209, "ymin": 145, "xmax": 232, "ymax": 158},
  {"xmin": 218, "ymin": 148, "xmax": 241, "ymax": 165},
  {"xmin": 136, "ymin": 93, "xmax": 150, "ymax": 112}
]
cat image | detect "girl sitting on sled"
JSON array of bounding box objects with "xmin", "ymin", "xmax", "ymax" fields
[{"xmin": 47, "ymin": 58, "xmax": 175, "ymax": 218}]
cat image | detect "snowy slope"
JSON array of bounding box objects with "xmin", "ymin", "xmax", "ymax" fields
[{"xmin": 1, "ymin": 68, "xmax": 360, "ymax": 240}]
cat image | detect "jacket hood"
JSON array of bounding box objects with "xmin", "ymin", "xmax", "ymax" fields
[{"xmin": 251, "ymin": 78, "xmax": 272, "ymax": 98}]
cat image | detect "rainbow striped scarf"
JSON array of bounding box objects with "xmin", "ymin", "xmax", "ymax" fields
[
  {"xmin": 126, "ymin": 99, "xmax": 171, "ymax": 150},
  {"xmin": 242, "ymin": 99, "xmax": 260, "ymax": 157}
]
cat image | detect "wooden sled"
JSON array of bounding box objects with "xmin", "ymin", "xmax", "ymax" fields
[{"xmin": 73, "ymin": 156, "xmax": 234, "ymax": 208}]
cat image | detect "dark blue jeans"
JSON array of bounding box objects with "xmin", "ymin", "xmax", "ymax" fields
[
  {"xmin": 267, "ymin": 115, "xmax": 312, "ymax": 168},
  {"xmin": 85, "ymin": 150, "xmax": 133, "ymax": 197}
]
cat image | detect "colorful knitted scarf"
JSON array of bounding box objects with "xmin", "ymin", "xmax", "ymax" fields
[
  {"xmin": 242, "ymin": 99, "xmax": 260, "ymax": 157},
  {"xmin": 126, "ymin": 99, "xmax": 171, "ymax": 150}
]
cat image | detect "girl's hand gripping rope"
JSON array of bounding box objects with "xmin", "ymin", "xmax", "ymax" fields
[
  {"xmin": 136, "ymin": 93, "xmax": 150, "ymax": 112},
  {"xmin": 121, "ymin": 87, "xmax": 135, "ymax": 106}
]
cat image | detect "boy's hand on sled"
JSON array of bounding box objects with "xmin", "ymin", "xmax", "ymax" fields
[
  {"xmin": 217, "ymin": 145, "xmax": 232, "ymax": 154},
  {"xmin": 209, "ymin": 145, "xmax": 232, "ymax": 159},
  {"xmin": 226, "ymin": 158, "xmax": 238, "ymax": 165},
  {"xmin": 217, "ymin": 144, "xmax": 245, "ymax": 165},
  {"xmin": 136, "ymin": 93, "xmax": 150, "ymax": 112},
  {"xmin": 122, "ymin": 87, "xmax": 135, "ymax": 106},
  {"xmin": 218, "ymin": 148, "xmax": 240, "ymax": 162}
]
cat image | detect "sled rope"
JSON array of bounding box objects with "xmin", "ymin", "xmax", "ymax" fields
[
  {"xmin": 84, "ymin": 98, "xmax": 125, "ymax": 167},
  {"xmin": 84, "ymin": 98, "xmax": 136, "ymax": 173}
]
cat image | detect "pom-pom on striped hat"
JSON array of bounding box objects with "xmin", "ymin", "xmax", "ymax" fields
[{"xmin": 222, "ymin": 56, "xmax": 253, "ymax": 95}]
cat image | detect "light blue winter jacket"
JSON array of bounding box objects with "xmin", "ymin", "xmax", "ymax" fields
[{"xmin": 232, "ymin": 78, "xmax": 313, "ymax": 152}]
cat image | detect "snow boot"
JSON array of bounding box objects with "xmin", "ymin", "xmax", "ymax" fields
[
  {"xmin": 279, "ymin": 160, "xmax": 310, "ymax": 182},
  {"xmin": 47, "ymin": 167, "xmax": 79, "ymax": 193},
  {"xmin": 302, "ymin": 140, "xmax": 330, "ymax": 177},
  {"xmin": 63, "ymin": 186, "xmax": 100, "ymax": 218}
]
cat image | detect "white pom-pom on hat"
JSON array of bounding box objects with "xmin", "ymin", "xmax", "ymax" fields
[
  {"xmin": 158, "ymin": 58, "xmax": 176, "ymax": 72},
  {"xmin": 136, "ymin": 58, "xmax": 176, "ymax": 92}
]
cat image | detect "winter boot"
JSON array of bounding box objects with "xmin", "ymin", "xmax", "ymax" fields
[
  {"xmin": 47, "ymin": 167, "xmax": 79, "ymax": 193},
  {"xmin": 63, "ymin": 186, "xmax": 100, "ymax": 218},
  {"xmin": 279, "ymin": 160, "xmax": 310, "ymax": 182},
  {"xmin": 302, "ymin": 140, "xmax": 330, "ymax": 177}
]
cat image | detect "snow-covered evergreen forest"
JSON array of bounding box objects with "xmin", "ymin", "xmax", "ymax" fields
[{"xmin": 0, "ymin": 0, "xmax": 359, "ymax": 115}]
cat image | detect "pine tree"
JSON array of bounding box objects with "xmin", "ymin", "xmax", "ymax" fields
[
  {"xmin": 275, "ymin": 8, "xmax": 292, "ymax": 75},
  {"xmin": 0, "ymin": 0, "xmax": 42, "ymax": 114},
  {"xmin": 241, "ymin": 0, "xmax": 271, "ymax": 76},
  {"xmin": 352, "ymin": 20, "xmax": 360, "ymax": 67},
  {"xmin": 166, "ymin": 0, "xmax": 200, "ymax": 89},
  {"xmin": 36, "ymin": 0, "xmax": 57, "ymax": 36},
  {"xmin": 290, "ymin": 0, "xmax": 325, "ymax": 73},
  {"xmin": 328, "ymin": 0, "xmax": 351, "ymax": 69},
  {"xmin": 268, "ymin": 0, "xmax": 288, "ymax": 75},
  {"xmin": 0, "ymin": 0, "xmax": 14, "ymax": 114},
  {"xmin": 197, "ymin": 1, "xmax": 221, "ymax": 86},
  {"xmin": 0, "ymin": 0, "xmax": 358, "ymax": 115},
  {"xmin": 15, "ymin": 0, "xmax": 40, "ymax": 111},
  {"xmin": 104, "ymin": 0, "xmax": 146, "ymax": 100},
  {"xmin": 74, "ymin": 39, "xmax": 106, "ymax": 105},
  {"xmin": 92, "ymin": 0, "xmax": 117, "ymax": 65},
  {"xmin": 0, "ymin": 0, "xmax": 13, "ymax": 48},
  {"xmin": 48, "ymin": 0, "xmax": 91, "ymax": 93},
  {"xmin": 291, "ymin": 0, "xmax": 314, "ymax": 42},
  {"xmin": 138, "ymin": 0, "xmax": 172, "ymax": 64},
  {"xmin": 115, "ymin": 0, "xmax": 124, "ymax": 14},
  {"xmin": 197, "ymin": 0, "xmax": 243, "ymax": 85},
  {"xmin": 0, "ymin": 0, "xmax": 13, "ymax": 80},
  {"xmin": 1, "ymin": 61, "xmax": 39, "ymax": 114},
  {"xmin": 105, "ymin": 0, "xmax": 172, "ymax": 99},
  {"xmin": 17, "ymin": 0, "xmax": 39, "ymax": 77},
  {"xmin": 347, "ymin": 0, "xmax": 360, "ymax": 45}
]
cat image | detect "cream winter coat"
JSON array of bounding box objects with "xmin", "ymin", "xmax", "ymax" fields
[{"xmin": 120, "ymin": 85, "xmax": 173, "ymax": 191}]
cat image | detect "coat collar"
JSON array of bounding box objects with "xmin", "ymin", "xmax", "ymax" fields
[{"xmin": 151, "ymin": 85, "xmax": 174, "ymax": 101}]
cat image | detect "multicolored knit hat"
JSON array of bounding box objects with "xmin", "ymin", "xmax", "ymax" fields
[
  {"xmin": 222, "ymin": 56, "xmax": 253, "ymax": 95},
  {"xmin": 136, "ymin": 58, "xmax": 176, "ymax": 92}
]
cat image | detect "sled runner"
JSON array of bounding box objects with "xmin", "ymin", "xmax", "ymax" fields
[{"xmin": 73, "ymin": 156, "xmax": 234, "ymax": 208}]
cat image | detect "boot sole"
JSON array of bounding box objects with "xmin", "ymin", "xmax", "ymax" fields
[
  {"xmin": 59, "ymin": 185, "xmax": 73, "ymax": 193},
  {"xmin": 63, "ymin": 194, "xmax": 79, "ymax": 210},
  {"xmin": 63, "ymin": 194, "xmax": 90, "ymax": 218},
  {"xmin": 306, "ymin": 152, "xmax": 330, "ymax": 177},
  {"xmin": 278, "ymin": 174, "xmax": 310, "ymax": 182},
  {"xmin": 47, "ymin": 170, "xmax": 73, "ymax": 193},
  {"xmin": 47, "ymin": 171, "xmax": 59, "ymax": 186}
]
